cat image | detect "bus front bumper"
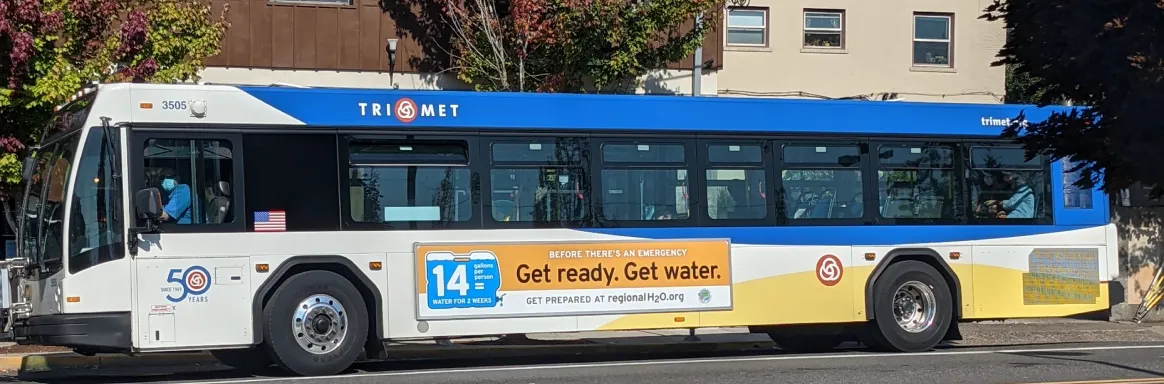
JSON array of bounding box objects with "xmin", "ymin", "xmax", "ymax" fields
[{"xmin": 12, "ymin": 312, "xmax": 132, "ymax": 352}]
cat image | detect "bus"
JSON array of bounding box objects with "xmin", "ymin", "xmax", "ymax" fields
[{"xmin": 6, "ymin": 83, "xmax": 1116, "ymax": 376}]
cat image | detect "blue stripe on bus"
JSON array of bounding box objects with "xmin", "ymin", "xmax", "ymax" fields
[
  {"xmin": 239, "ymin": 87, "xmax": 1079, "ymax": 136},
  {"xmin": 580, "ymin": 225, "xmax": 1101, "ymax": 246}
]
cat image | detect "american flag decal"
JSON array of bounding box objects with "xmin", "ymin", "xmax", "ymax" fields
[{"xmin": 254, "ymin": 210, "xmax": 286, "ymax": 232}]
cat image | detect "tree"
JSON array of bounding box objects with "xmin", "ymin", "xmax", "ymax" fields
[
  {"xmin": 0, "ymin": 0, "xmax": 230, "ymax": 235},
  {"xmin": 439, "ymin": 0, "xmax": 721, "ymax": 93},
  {"xmin": 982, "ymin": 0, "xmax": 1163, "ymax": 195}
]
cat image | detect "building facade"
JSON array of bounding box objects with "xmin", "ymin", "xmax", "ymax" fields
[
  {"xmin": 717, "ymin": 0, "xmax": 1006, "ymax": 103},
  {"xmin": 199, "ymin": 0, "xmax": 1005, "ymax": 103}
]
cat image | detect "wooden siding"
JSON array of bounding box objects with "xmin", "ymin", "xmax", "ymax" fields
[{"xmin": 205, "ymin": 0, "xmax": 724, "ymax": 73}]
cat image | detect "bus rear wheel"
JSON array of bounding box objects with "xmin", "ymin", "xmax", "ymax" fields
[
  {"xmin": 262, "ymin": 270, "xmax": 369, "ymax": 376},
  {"xmin": 865, "ymin": 260, "xmax": 952, "ymax": 352}
]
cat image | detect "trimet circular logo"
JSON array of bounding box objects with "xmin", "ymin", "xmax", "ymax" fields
[
  {"xmin": 816, "ymin": 254, "xmax": 843, "ymax": 287},
  {"xmin": 395, "ymin": 97, "xmax": 418, "ymax": 123}
]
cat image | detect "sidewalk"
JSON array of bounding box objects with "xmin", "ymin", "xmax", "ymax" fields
[{"xmin": 2, "ymin": 320, "xmax": 1163, "ymax": 374}]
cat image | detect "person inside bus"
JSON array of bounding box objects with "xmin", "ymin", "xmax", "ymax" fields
[
  {"xmin": 157, "ymin": 168, "xmax": 194, "ymax": 224},
  {"xmin": 974, "ymin": 171, "xmax": 1010, "ymax": 218},
  {"xmin": 997, "ymin": 171, "xmax": 1035, "ymax": 219}
]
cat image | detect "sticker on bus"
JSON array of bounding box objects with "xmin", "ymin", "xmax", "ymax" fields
[{"xmin": 413, "ymin": 239, "xmax": 733, "ymax": 320}]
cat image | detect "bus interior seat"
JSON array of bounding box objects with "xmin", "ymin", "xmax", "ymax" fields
[{"xmin": 206, "ymin": 181, "xmax": 231, "ymax": 224}]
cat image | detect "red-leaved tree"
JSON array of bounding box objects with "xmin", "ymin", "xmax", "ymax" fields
[{"xmin": 0, "ymin": 0, "xmax": 230, "ymax": 236}]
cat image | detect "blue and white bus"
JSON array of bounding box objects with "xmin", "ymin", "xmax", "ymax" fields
[{"xmin": 8, "ymin": 83, "xmax": 1114, "ymax": 376}]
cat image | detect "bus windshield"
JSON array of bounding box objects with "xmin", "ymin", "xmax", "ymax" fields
[{"xmin": 17, "ymin": 98, "xmax": 92, "ymax": 267}]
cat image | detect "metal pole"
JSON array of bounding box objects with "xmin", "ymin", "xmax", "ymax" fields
[{"xmin": 692, "ymin": 13, "xmax": 703, "ymax": 96}]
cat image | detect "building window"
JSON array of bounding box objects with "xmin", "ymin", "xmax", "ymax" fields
[
  {"xmin": 804, "ymin": 10, "xmax": 844, "ymax": 48},
  {"xmin": 913, "ymin": 14, "xmax": 953, "ymax": 66},
  {"xmin": 726, "ymin": 8, "xmax": 768, "ymax": 47}
]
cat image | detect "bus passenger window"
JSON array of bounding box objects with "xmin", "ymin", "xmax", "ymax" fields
[
  {"xmin": 142, "ymin": 138, "xmax": 235, "ymax": 225},
  {"xmin": 600, "ymin": 142, "xmax": 689, "ymax": 222},
  {"xmin": 706, "ymin": 144, "xmax": 766, "ymax": 220},
  {"xmin": 968, "ymin": 146, "xmax": 1050, "ymax": 220},
  {"xmin": 875, "ymin": 144, "xmax": 956, "ymax": 221},
  {"xmin": 781, "ymin": 144, "xmax": 863, "ymax": 220},
  {"xmin": 488, "ymin": 138, "xmax": 589, "ymax": 224},
  {"xmin": 348, "ymin": 141, "xmax": 472, "ymax": 225}
]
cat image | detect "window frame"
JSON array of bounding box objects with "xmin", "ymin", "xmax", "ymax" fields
[
  {"xmin": 128, "ymin": 128, "xmax": 247, "ymax": 234},
  {"xmin": 912, "ymin": 13, "xmax": 954, "ymax": 67},
  {"xmin": 870, "ymin": 140, "xmax": 963, "ymax": 225},
  {"xmin": 482, "ymin": 135, "xmax": 594, "ymax": 229},
  {"xmin": 339, "ymin": 134, "xmax": 482, "ymax": 231},
  {"xmin": 803, "ymin": 9, "xmax": 845, "ymax": 49},
  {"xmin": 964, "ymin": 142, "xmax": 1053, "ymax": 225},
  {"xmin": 593, "ymin": 137, "xmax": 698, "ymax": 228},
  {"xmin": 698, "ymin": 139, "xmax": 775, "ymax": 227},
  {"xmin": 775, "ymin": 140, "xmax": 869, "ymax": 226},
  {"xmin": 725, "ymin": 7, "xmax": 769, "ymax": 48}
]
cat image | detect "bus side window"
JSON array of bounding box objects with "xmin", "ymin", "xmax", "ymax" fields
[
  {"xmin": 600, "ymin": 142, "xmax": 690, "ymax": 222},
  {"xmin": 781, "ymin": 144, "xmax": 863, "ymax": 220},
  {"xmin": 967, "ymin": 146, "xmax": 1050, "ymax": 221},
  {"xmin": 705, "ymin": 143, "xmax": 766, "ymax": 220},
  {"xmin": 875, "ymin": 143, "xmax": 957, "ymax": 222},
  {"xmin": 488, "ymin": 138, "xmax": 590, "ymax": 225},
  {"xmin": 142, "ymin": 138, "xmax": 235, "ymax": 225}
]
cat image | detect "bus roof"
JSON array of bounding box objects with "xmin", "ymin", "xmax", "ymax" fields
[{"xmin": 98, "ymin": 83, "xmax": 1081, "ymax": 137}]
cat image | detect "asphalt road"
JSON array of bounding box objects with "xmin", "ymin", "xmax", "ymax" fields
[{"xmin": 9, "ymin": 342, "xmax": 1164, "ymax": 384}]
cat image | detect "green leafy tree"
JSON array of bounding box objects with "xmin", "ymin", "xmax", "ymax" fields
[
  {"xmin": 0, "ymin": 0, "xmax": 230, "ymax": 235},
  {"xmin": 982, "ymin": 0, "xmax": 1162, "ymax": 195},
  {"xmin": 440, "ymin": 0, "xmax": 721, "ymax": 93}
]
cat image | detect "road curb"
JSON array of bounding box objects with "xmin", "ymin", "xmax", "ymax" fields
[{"xmin": 0, "ymin": 340, "xmax": 776, "ymax": 373}]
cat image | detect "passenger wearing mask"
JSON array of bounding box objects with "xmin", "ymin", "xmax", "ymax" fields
[
  {"xmin": 998, "ymin": 171, "xmax": 1035, "ymax": 219},
  {"xmin": 158, "ymin": 170, "xmax": 194, "ymax": 224}
]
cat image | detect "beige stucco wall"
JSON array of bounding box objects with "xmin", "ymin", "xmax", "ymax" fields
[{"xmin": 716, "ymin": 0, "xmax": 1006, "ymax": 103}]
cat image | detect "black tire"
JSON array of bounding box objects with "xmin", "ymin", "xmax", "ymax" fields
[
  {"xmin": 210, "ymin": 347, "xmax": 275, "ymax": 373},
  {"xmin": 261, "ymin": 270, "xmax": 369, "ymax": 376},
  {"xmin": 768, "ymin": 332, "xmax": 847, "ymax": 353},
  {"xmin": 865, "ymin": 260, "xmax": 953, "ymax": 352}
]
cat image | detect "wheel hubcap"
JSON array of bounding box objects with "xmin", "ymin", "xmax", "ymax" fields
[
  {"xmin": 292, "ymin": 294, "xmax": 348, "ymax": 354},
  {"xmin": 892, "ymin": 281, "xmax": 937, "ymax": 333}
]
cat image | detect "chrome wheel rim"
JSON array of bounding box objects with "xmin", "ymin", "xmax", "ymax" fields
[
  {"xmin": 292, "ymin": 294, "xmax": 348, "ymax": 354},
  {"xmin": 892, "ymin": 281, "xmax": 937, "ymax": 333}
]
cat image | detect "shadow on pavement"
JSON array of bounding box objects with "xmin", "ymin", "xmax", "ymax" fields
[
  {"xmin": 7, "ymin": 341, "xmax": 1160, "ymax": 384},
  {"xmin": 1003, "ymin": 349, "xmax": 1164, "ymax": 378}
]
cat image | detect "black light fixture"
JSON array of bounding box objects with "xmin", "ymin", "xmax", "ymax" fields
[{"xmin": 386, "ymin": 38, "xmax": 399, "ymax": 84}]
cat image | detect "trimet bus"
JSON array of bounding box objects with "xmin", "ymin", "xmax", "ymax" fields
[{"xmin": 8, "ymin": 83, "xmax": 1115, "ymax": 376}]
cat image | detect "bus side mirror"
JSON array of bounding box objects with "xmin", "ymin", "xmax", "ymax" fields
[
  {"xmin": 20, "ymin": 157, "xmax": 35, "ymax": 181},
  {"xmin": 135, "ymin": 188, "xmax": 162, "ymax": 220}
]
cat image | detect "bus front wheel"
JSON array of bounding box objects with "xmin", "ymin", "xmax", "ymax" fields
[
  {"xmin": 865, "ymin": 260, "xmax": 952, "ymax": 352},
  {"xmin": 261, "ymin": 270, "xmax": 369, "ymax": 376}
]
